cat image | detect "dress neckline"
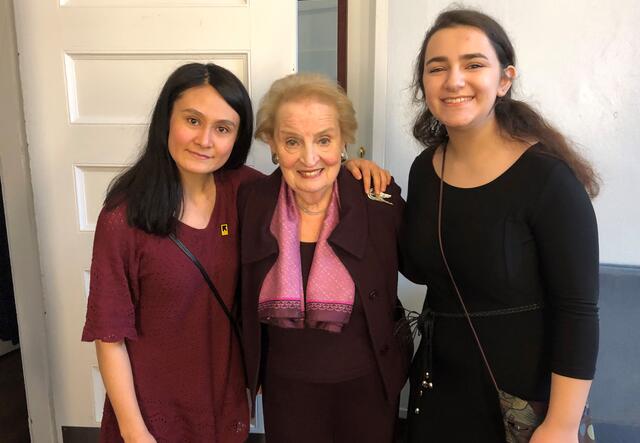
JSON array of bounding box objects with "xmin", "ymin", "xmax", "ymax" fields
[
  {"xmin": 430, "ymin": 142, "xmax": 541, "ymax": 191},
  {"xmin": 177, "ymin": 172, "xmax": 221, "ymax": 232}
]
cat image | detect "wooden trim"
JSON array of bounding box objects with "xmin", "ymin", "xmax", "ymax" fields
[{"xmin": 337, "ymin": 0, "xmax": 347, "ymax": 91}]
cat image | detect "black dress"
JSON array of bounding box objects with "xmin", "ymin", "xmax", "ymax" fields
[{"xmin": 401, "ymin": 144, "xmax": 599, "ymax": 442}]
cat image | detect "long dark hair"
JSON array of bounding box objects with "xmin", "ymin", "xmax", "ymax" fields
[
  {"xmin": 105, "ymin": 62, "xmax": 253, "ymax": 235},
  {"xmin": 412, "ymin": 9, "xmax": 599, "ymax": 197}
]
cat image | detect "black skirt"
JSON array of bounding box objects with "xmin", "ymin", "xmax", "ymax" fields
[{"xmin": 406, "ymin": 319, "xmax": 506, "ymax": 443}]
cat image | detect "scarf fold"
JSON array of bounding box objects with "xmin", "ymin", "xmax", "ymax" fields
[{"xmin": 258, "ymin": 179, "xmax": 355, "ymax": 333}]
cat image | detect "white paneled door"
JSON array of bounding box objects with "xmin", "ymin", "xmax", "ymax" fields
[{"xmin": 13, "ymin": 1, "xmax": 296, "ymax": 440}]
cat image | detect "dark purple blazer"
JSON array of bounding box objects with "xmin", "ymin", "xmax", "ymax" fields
[{"xmin": 238, "ymin": 167, "xmax": 412, "ymax": 408}]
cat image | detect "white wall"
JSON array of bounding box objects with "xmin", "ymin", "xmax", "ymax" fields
[{"xmin": 384, "ymin": 0, "xmax": 640, "ymax": 269}]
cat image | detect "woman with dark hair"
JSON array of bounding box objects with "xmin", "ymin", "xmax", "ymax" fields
[
  {"xmin": 402, "ymin": 9, "xmax": 599, "ymax": 443},
  {"xmin": 81, "ymin": 62, "xmax": 389, "ymax": 443},
  {"xmin": 81, "ymin": 62, "xmax": 259, "ymax": 443}
]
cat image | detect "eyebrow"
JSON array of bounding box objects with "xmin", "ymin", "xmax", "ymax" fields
[
  {"xmin": 215, "ymin": 119, "xmax": 237, "ymax": 128},
  {"xmin": 425, "ymin": 52, "xmax": 489, "ymax": 65},
  {"xmin": 180, "ymin": 108, "xmax": 204, "ymax": 117},
  {"xmin": 180, "ymin": 108, "xmax": 237, "ymax": 127},
  {"xmin": 278, "ymin": 128, "xmax": 337, "ymax": 137}
]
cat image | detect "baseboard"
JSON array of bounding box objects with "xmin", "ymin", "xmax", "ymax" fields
[
  {"xmin": 61, "ymin": 426, "xmax": 100, "ymax": 443},
  {"xmin": 0, "ymin": 340, "xmax": 18, "ymax": 357}
]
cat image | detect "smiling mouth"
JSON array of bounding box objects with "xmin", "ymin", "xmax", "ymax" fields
[
  {"xmin": 298, "ymin": 169, "xmax": 323, "ymax": 178},
  {"xmin": 442, "ymin": 96, "xmax": 473, "ymax": 104},
  {"xmin": 188, "ymin": 150, "xmax": 211, "ymax": 160}
]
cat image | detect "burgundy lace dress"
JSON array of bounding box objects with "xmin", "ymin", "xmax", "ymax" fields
[{"xmin": 82, "ymin": 166, "xmax": 262, "ymax": 443}]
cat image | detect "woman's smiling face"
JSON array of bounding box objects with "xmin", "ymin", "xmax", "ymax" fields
[
  {"xmin": 271, "ymin": 98, "xmax": 343, "ymax": 203},
  {"xmin": 167, "ymin": 84, "xmax": 240, "ymax": 180},
  {"xmin": 422, "ymin": 25, "xmax": 515, "ymax": 132}
]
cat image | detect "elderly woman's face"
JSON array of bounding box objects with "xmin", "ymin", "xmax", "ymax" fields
[{"xmin": 271, "ymin": 98, "xmax": 343, "ymax": 202}]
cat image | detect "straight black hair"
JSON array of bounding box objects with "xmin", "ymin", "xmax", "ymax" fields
[
  {"xmin": 412, "ymin": 8, "xmax": 599, "ymax": 197},
  {"xmin": 104, "ymin": 62, "xmax": 253, "ymax": 235}
]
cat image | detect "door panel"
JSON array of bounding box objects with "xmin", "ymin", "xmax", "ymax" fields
[{"xmin": 14, "ymin": 0, "xmax": 295, "ymax": 437}]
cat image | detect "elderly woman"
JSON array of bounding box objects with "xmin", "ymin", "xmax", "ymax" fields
[{"xmin": 238, "ymin": 73, "xmax": 411, "ymax": 443}]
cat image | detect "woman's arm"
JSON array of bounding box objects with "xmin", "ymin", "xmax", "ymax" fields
[
  {"xmin": 530, "ymin": 373, "xmax": 592, "ymax": 443},
  {"xmin": 96, "ymin": 340, "xmax": 156, "ymax": 443},
  {"xmin": 530, "ymin": 162, "xmax": 599, "ymax": 441}
]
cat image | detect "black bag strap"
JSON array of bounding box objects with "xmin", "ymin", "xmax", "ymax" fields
[
  {"xmin": 169, "ymin": 233, "xmax": 248, "ymax": 385},
  {"xmin": 436, "ymin": 145, "xmax": 500, "ymax": 393}
]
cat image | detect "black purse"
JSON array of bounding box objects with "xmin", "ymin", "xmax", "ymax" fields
[
  {"xmin": 169, "ymin": 233, "xmax": 248, "ymax": 386},
  {"xmin": 435, "ymin": 147, "xmax": 595, "ymax": 443}
]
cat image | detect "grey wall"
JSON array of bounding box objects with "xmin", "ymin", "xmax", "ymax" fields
[{"xmin": 590, "ymin": 265, "xmax": 640, "ymax": 441}]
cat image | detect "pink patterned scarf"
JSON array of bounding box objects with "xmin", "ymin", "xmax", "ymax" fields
[{"xmin": 258, "ymin": 179, "xmax": 355, "ymax": 333}]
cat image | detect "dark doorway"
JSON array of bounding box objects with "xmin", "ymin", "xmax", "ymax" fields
[{"xmin": 0, "ymin": 180, "xmax": 30, "ymax": 443}]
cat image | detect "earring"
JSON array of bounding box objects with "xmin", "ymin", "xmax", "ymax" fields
[
  {"xmin": 271, "ymin": 152, "xmax": 279, "ymax": 165},
  {"xmin": 340, "ymin": 147, "xmax": 348, "ymax": 163}
]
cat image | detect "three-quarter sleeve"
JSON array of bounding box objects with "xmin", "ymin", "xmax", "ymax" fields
[
  {"xmin": 531, "ymin": 163, "xmax": 599, "ymax": 379},
  {"xmin": 82, "ymin": 206, "xmax": 139, "ymax": 342}
]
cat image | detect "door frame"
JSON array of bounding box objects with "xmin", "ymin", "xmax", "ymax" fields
[
  {"xmin": 1, "ymin": 1, "xmax": 57, "ymax": 441},
  {"xmin": 371, "ymin": 0, "xmax": 388, "ymax": 167},
  {"xmin": 345, "ymin": 0, "xmax": 387, "ymax": 164},
  {"xmin": 337, "ymin": 0, "xmax": 347, "ymax": 90}
]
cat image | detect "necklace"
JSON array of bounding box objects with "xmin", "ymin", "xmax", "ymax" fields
[{"xmin": 295, "ymin": 200, "xmax": 327, "ymax": 216}]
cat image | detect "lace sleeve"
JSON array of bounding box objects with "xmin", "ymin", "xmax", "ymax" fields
[{"xmin": 81, "ymin": 205, "xmax": 139, "ymax": 342}]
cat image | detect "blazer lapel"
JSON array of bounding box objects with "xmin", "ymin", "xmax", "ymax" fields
[{"xmin": 328, "ymin": 167, "xmax": 368, "ymax": 260}]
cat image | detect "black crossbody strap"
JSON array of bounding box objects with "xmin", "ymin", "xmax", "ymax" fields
[{"xmin": 169, "ymin": 233, "xmax": 248, "ymax": 385}]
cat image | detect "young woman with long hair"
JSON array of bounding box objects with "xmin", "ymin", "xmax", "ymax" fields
[{"xmin": 402, "ymin": 9, "xmax": 599, "ymax": 442}]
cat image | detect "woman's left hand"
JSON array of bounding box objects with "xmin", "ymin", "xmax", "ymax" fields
[
  {"xmin": 344, "ymin": 158, "xmax": 392, "ymax": 195},
  {"xmin": 529, "ymin": 421, "xmax": 578, "ymax": 443},
  {"xmin": 529, "ymin": 373, "xmax": 591, "ymax": 443}
]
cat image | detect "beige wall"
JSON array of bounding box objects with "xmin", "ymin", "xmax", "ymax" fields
[{"xmin": 0, "ymin": 0, "xmax": 56, "ymax": 441}]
